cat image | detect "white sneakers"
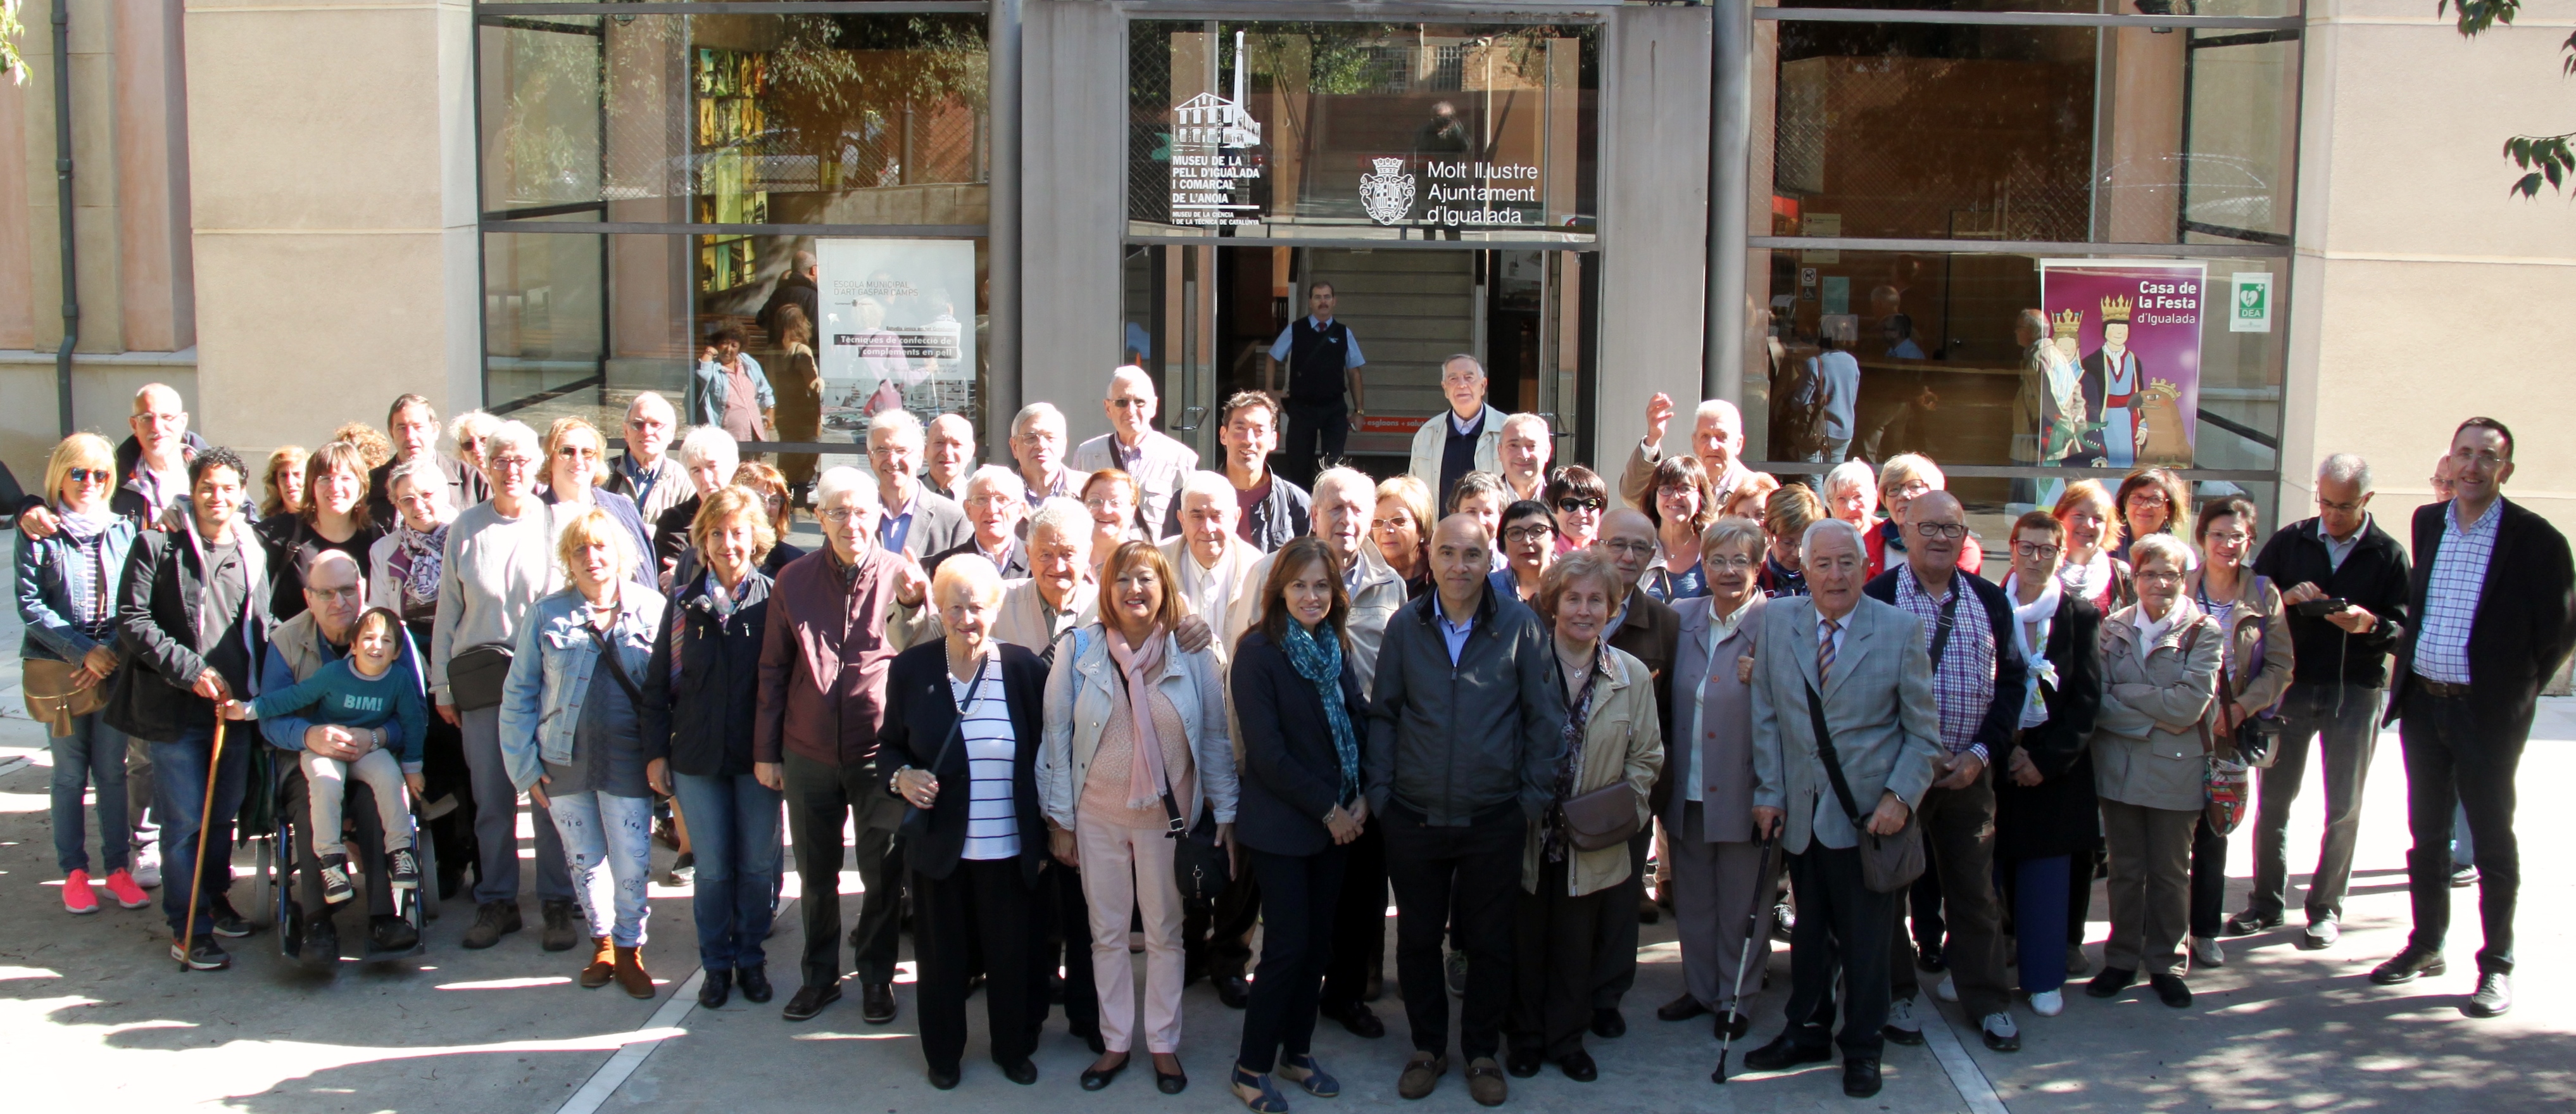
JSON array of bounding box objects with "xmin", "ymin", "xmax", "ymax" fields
[
  {"xmin": 130, "ymin": 840, "xmax": 162, "ymax": 889},
  {"xmin": 1934, "ymin": 975, "xmax": 1960, "ymax": 1003},
  {"xmin": 1885, "ymin": 994, "xmax": 1922, "ymax": 1034},
  {"xmin": 2191, "ymin": 935, "xmax": 2227, "ymax": 968},
  {"xmin": 2030, "ymin": 989, "xmax": 2065, "ymax": 1016}
]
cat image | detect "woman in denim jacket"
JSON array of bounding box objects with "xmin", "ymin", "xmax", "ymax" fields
[
  {"xmin": 16, "ymin": 433, "xmax": 148, "ymax": 914},
  {"xmin": 498, "ymin": 507, "xmax": 670, "ymax": 999}
]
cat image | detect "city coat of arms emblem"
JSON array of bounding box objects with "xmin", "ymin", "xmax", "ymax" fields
[{"xmin": 1359, "ymin": 158, "xmax": 1416, "ymax": 225}]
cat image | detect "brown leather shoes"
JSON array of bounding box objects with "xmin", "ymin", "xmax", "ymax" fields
[
  {"xmin": 1397, "ymin": 1051, "xmax": 1447, "ymax": 1100},
  {"xmin": 578, "ymin": 937, "xmax": 615, "ymax": 988},
  {"xmin": 613, "ymin": 945, "xmax": 654, "ymax": 999},
  {"xmin": 1464, "ymin": 1057, "xmax": 1509, "ymax": 1106}
]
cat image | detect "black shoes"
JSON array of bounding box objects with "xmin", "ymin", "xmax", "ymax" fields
[
  {"xmin": 1716, "ymin": 1010, "xmax": 1752, "ymax": 1041},
  {"xmin": 1914, "ymin": 942, "xmax": 1945, "ymax": 973},
  {"xmin": 1741, "ymin": 1030, "xmax": 1833, "ymax": 1072},
  {"xmin": 300, "ymin": 920, "xmax": 340, "ymax": 970},
  {"xmin": 1323, "ymin": 1001, "xmax": 1385, "ymax": 1039},
  {"xmin": 172, "ymin": 934, "xmax": 230, "ymax": 970},
  {"xmin": 1003, "ymin": 1058, "xmax": 1043, "ymax": 1086},
  {"xmin": 461, "ymin": 901, "xmax": 521, "ymax": 949},
  {"xmin": 1843, "ymin": 1057, "xmax": 1883, "ymax": 1098},
  {"xmin": 1152, "ymin": 1056, "xmax": 1186, "ymax": 1094},
  {"xmin": 1505, "ymin": 1049, "xmax": 1543, "ymax": 1079},
  {"xmin": 2370, "ymin": 948, "xmax": 2447, "ymax": 985},
  {"xmin": 737, "ymin": 965, "xmax": 774, "ymax": 1004},
  {"xmin": 2151, "ymin": 973, "xmax": 2193, "ymax": 1008},
  {"xmin": 700, "ymin": 969, "xmax": 732, "ymax": 1009},
  {"xmin": 782, "ymin": 982, "xmax": 841, "ymax": 1022},
  {"xmin": 1081, "ymin": 1053, "xmax": 1129, "ymax": 1091},
  {"xmin": 862, "ymin": 981, "xmax": 897, "ymax": 1024},
  {"xmin": 2086, "ymin": 966, "xmax": 2139, "ymax": 998},
  {"xmin": 2465, "ymin": 972, "xmax": 2513, "ymax": 1018},
  {"xmin": 369, "ymin": 914, "xmax": 420, "ymax": 953},
  {"xmin": 1216, "ymin": 973, "xmax": 1252, "ymax": 1009},
  {"xmin": 1559, "ymin": 1051, "xmax": 1598, "ymax": 1082},
  {"xmin": 1591, "ymin": 1007, "xmax": 1626, "ymax": 1039},
  {"xmin": 208, "ymin": 897, "xmax": 254, "ymax": 939},
  {"xmin": 2222, "ymin": 909, "xmax": 2285, "ymax": 937},
  {"xmin": 1656, "ymin": 993, "xmax": 1710, "ymax": 1022},
  {"xmin": 927, "ymin": 1066, "xmax": 962, "ymax": 1091},
  {"xmin": 539, "ymin": 899, "xmax": 581, "ymax": 951}
]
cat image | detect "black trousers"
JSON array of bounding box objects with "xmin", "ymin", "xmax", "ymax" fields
[
  {"xmin": 1512, "ymin": 856, "xmax": 1608, "ymax": 1060},
  {"xmin": 1384, "ymin": 801, "xmax": 1522, "ymax": 1060},
  {"xmin": 1319, "ymin": 819, "xmax": 1388, "ymax": 1011},
  {"xmin": 784, "ymin": 754, "xmax": 904, "ymax": 990},
  {"xmin": 1586, "ymin": 830, "xmax": 1650, "ymax": 1010},
  {"xmin": 2400, "ymin": 689, "xmax": 2527, "ymax": 973},
  {"xmin": 2188, "ymin": 814, "xmax": 2228, "ymax": 939},
  {"xmin": 1033, "ymin": 859, "xmax": 1100, "ymax": 1035},
  {"xmin": 1907, "ymin": 851, "xmax": 1945, "ymax": 953},
  {"xmin": 1186, "ymin": 868, "xmax": 1263, "ymax": 981},
  {"xmin": 1239, "ymin": 844, "xmax": 1349, "ymax": 1072},
  {"xmin": 1283, "ymin": 402, "xmax": 1348, "ymax": 490},
  {"xmin": 915, "ymin": 859, "xmax": 1040, "ymax": 1073},
  {"xmin": 1781, "ymin": 842, "xmax": 1898, "ymax": 1060}
]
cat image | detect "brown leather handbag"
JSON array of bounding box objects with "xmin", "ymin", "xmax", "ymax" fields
[
  {"xmin": 22, "ymin": 657, "xmax": 105, "ymax": 737},
  {"xmin": 1559, "ymin": 781, "xmax": 1642, "ymax": 852}
]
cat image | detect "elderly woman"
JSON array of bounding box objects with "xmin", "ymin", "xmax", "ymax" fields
[
  {"xmin": 2051, "ymin": 480, "xmax": 2133, "ymax": 614},
  {"xmin": 369, "ymin": 455, "xmax": 471, "ymax": 895},
  {"xmin": 1081, "ymin": 469, "xmax": 1144, "ymax": 574},
  {"xmin": 448, "ymin": 410, "xmax": 500, "ymax": 484},
  {"xmin": 541, "ymin": 417, "xmax": 654, "ymax": 578},
  {"xmin": 2086, "ymin": 532, "xmax": 2222, "ymax": 1010},
  {"xmin": 1821, "ymin": 459, "xmax": 1877, "ymax": 532},
  {"xmin": 2184, "ymin": 495, "xmax": 2292, "ymax": 967},
  {"xmin": 882, "ymin": 555, "xmax": 1052, "ymax": 1090},
  {"xmin": 1864, "ymin": 453, "xmax": 1982, "ymax": 578},
  {"xmin": 261, "ymin": 446, "xmax": 310, "ymax": 519},
  {"xmin": 731, "ymin": 460, "xmax": 808, "ymax": 575},
  {"xmin": 1992, "ymin": 510, "xmax": 2102, "ymax": 1017},
  {"xmin": 1507, "ymin": 550, "xmax": 1661, "ymax": 1082},
  {"xmin": 642, "ymin": 486, "xmax": 781, "ymax": 1010},
  {"xmin": 1656, "ymin": 517, "xmax": 1769, "ymax": 1037},
  {"xmin": 1642, "ymin": 455, "xmax": 1718, "ymax": 603},
  {"xmin": 262, "ymin": 440, "xmax": 386, "ymax": 622},
  {"xmin": 1372, "ymin": 475, "xmax": 1436, "ymax": 598},
  {"xmin": 1545, "ymin": 465, "xmax": 1609, "ymax": 554},
  {"xmin": 433, "ymin": 418, "xmax": 581, "ymax": 952},
  {"xmin": 2111, "ymin": 468, "xmax": 2191, "ymax": 565},
  {"xmin": 1228, "ymin": 536, "xmax": 1367, "ymax": 1112},
  {"xmin": 1494, "ymin": 498, "xmax": 1557, "ymax": 604},
  {"xmin": 498, "ymin": 507, "xmax": 671, "ymax": 999},
  {"xmin": 1041, "ymin": 540, "xmax": 1235, "ymax": 1094},
  {"xmin": 19, "ymin": 433, "xmax": 149, "ymax": 913},
  {"xmin": 653, "ymin": 425, "xmax": 739, "ymax": 579}
]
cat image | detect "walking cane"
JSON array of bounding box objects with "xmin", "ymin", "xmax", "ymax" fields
[
  {"xmin": 1712, "ymin": 830, "xmax": 1783, "ymax": 1084},
  {"xmin": 175, "ymin": 713, "xmax": 229, "ymax": 972}
]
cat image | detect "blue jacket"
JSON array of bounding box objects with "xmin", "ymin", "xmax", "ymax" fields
[
  {"xmin": 640, "ymin": 570, "xmax": 772, "ymax": 778},
  {"xmin": 684, "ymin": 353, "xmax": 776, "ymax": 434},
  {"xmin": 250, "ymin": 654, "xmax": 429, "ymax": 772},
  {"xmin": 15, "ymin": 512, "xmax": 140, "ymax": 664},
  {"xmin": 496, "ymin": 587, "xmax": 667, "ymax": 792}
]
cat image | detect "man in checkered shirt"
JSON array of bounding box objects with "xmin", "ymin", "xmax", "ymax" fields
[{"xmin": 1863, "ymin": 490, "xmax": 2029, "ymax": 1054}]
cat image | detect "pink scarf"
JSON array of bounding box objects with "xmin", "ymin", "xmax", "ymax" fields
[{"xmin": 1105, "ymin": 623, "xmax": 1172, "ymax": 812}]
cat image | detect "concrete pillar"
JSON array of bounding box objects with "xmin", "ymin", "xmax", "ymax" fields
[{"xmin": 1600, "ymin": 4, "xmax": 1712, "ymax": 487}]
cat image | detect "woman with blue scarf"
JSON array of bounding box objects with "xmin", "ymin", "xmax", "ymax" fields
[{"xmin": 1226, "ymin": 536, "xmax": 1369, "ymax": 1113}]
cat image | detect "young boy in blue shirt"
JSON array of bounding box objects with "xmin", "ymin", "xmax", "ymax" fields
[{"xmin": 225, "ymin": 607, "xmax": 429, "ymax": 903}]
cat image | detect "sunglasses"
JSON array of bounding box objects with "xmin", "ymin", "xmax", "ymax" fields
[
  {"xmin": 66, "ymin": 468, "xmax": 111, "ymax": 484},
  {"xmin": 1555, "ymin": 497, "xmax": 1605, "ymax": 513}
]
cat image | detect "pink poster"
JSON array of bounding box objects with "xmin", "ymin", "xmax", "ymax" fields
[{"xmin": 2040, "ymin": 260, "xmax": 2208, "ymax": 469}]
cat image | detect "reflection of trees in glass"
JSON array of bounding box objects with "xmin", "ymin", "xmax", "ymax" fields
[{"xmin": 493, "ymin": 20, "xmax": 606, "ymax": 207}]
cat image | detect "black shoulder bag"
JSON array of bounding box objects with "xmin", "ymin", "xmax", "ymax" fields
[{"xmin": 1102, "ymin": 632, "xmax": 1233, "ymax": 902}]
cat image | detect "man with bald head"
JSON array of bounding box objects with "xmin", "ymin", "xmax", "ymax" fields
[
  {"xmin": 1623, "ymin": 394, "xmax": 1751, "ymax": 511},
  {"xmin": 1366, "ymin": 512, "xmax": 1564, "ymax": 1104},
  {"xmin": 1074, "ymin": 365, "xmax": 1198, "ymax": 541},
  {"xmin": 606, "ymin": 391, "xmax": 689, "ymax": 522},
  {"xmin": 1861, "ymin": 489, "xmax": 2026, "ymax": 1053}
]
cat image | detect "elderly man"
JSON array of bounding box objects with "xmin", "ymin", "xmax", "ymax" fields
[
  {"xmin": 1074, "ymin": 365, "xmax": 1199, "ymax": 541},
  {"xmin": 2370, "ymin": 418, "xmax": 2576, "ymax": 1019},
  {"xmin": 118, "ymin": 448, "xmax": 273, "ymax": 970},
  {"xmin": 1588, "ymin": 509, "xmax": 1683, "ymax": 1030},
  {"xmin": 925, "ymin": 413, "xmax": 979, "ymax": 503},
  {"xmin": 1367, "ymin": 513, "xmax": 1564, "ymax": 1106},
  {"xmin": 258, "ymin": 550, "xmax": 420, "ymax": 962},
  {"xmin": 606, "ymin": 392, "xmax": 690, "ymax": 524},
  {"xmin": 1497, "ymin": 414, "xmax": 1554, "ymax": 503},
  {"xmin": 367, "ymin": 394, "xmax": 489, "ymax": 525},
  {"xmin": 867, "ymin": 408, "xmax": 971, "ymax": 560},
  {"xmin": 927, "ymin": 465, "xmax": 1031, "ymax": 580},
  {"xmin": 755, "ymin": 466, "xmax": 933, "ymax": 1026},
  {"xmin": 2230, "ymin": 453, "xmax": 2412, "ymax": 951},
  {"xmin": 1744, "ymin": 517, "xmax": 1942, "ymax": 1098},
  {"xmin": 1861, "ymin": 490, "xmax": 2027, "ymax": 1053},
  {"xmin": 1169, "ymin": 390, "xmax": 1310, "ymax": 553},
  {"xmin": 993, "ymin": 497, "xmax": 1100, "ymax": 653},
  {"xmin": 1407, "ymin": 354, "xmax": 1504, "ymax": 510},
  {"xmin": 653, "ymin": 426, "xmax": 741, "ymax": 583},
  {"xmin": 1160, "ymin": 470, "xmax": 1264, "ymax": 661},
  {"xmin": 1008, "ymin": 402, "xmax": 1089, "ymax": 505},
  {"xmin": 1623, "ymin": 395, "xmax": 1752, "ymax": 512},
  {"xmin": 1266, "ymin": 280, "xmax": 1368, "ymax": 488},
  {"xmin": 16, "ymin": 384, "xmax": 204, "ymax": 536}
]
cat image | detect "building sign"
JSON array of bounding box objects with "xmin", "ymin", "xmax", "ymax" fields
[
  {"xmin": 1359, "ymin": 159, "xmax": 1545, "ymax": 228},
  {"xmin": 2040, "ymin": 260, "xmax": 2207, "ymax": 469},
  {"xmin": 815, "ymin": 237, "xmax": 976, "ymax": 427},
  {"xmin": 2230, "ymin": 272, "xmax": 2273, "ymax": 333},
  {"xmin": 1169, "ymin": 33, "xmax": 1264, "ymax": 228}
]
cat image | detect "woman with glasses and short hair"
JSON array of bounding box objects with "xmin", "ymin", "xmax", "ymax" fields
[
  {"xmin": 2111, "ymin": 468, "xmax": 2192, "ymax": 566},
  {"xmin": 1545, "ymin": 465, "xmax": 1609, "ymax": 554},
  {"xmin": 1493, "ymin": 500, "xmax": 1558, "ymax": 604},
  {"xmin": 1082, "ymin": 469, "xmax": 1145, "ymax": 575},
  {"xmin": 1992, "ymin": 510, "xmax": 2103, "ymax": 1017},
  {"xmin": 1641, "ymin": 455, "xmax": 1718, "ymax": 604}
]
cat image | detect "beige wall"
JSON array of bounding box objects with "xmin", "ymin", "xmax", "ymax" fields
[{"xmin": 2287, "ymin": 1, "xmax": 2576, "ymax": 537}]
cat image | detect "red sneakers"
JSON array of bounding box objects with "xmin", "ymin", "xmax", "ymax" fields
[
  {"xmin": 62, "ymin": 870, "xmax": 99, "ymax": 914},
  {"xmin": 103, "ymin": 868, "xmax": 151, "ymax": 909}
]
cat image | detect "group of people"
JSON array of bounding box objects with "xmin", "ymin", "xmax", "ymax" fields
[{"xmin": 22, "ymin": 356, "xmax": 2560, "ymax": 1106}]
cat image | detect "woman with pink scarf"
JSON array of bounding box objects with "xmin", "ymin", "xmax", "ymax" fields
[{"xmin": 1039, "ymin": 540, "xmax": 1238, "ymax": 1095}]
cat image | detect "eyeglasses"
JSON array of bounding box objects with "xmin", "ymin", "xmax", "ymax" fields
[
  {"xmin": 819, "ymin": 507, "xmax": 860, "ymax": 524},
  {"xmin": 2316, "ymin": 497, "xmax": 2365, "ymax": 513},
  {"xmin": 2013, "ymin": 542, "xmax": 2061, "ymax": 560},
  {"xmin": 2128, "ymin": 491, "xmax": 2171, "ymax": 507},
  {"xmin": 1603, "ymin": 540, "xmax": 1656, "ymax": 557},
  {"xmin": 1555, "ymin": 497, "xmax": 1605, "ymax": 514},
  {"xmin": 308, "ymin": 585, "xmax": 363, "ymax": 602},
  {"xmin": 556, "ymin": 445, "xmax": 598, "ymax": 459},
  {"xmin": 2204, "ymin": 531, "xmax": 2251, "ymax": 546},
  {"xmin": 1503, "ymin": 526, "xmax": 1555, "ymax": 544},
  {"xmin": 1108, "ymin": 398, "xmax": 1149, "ymax": 409},
  {"xmin": 489, "ymin": 455, "xmax": 534, "ymax": 471},
  {"xmin": 2137, "ymin": 569, "xmax": 2185, "ymax": 584},
  {"xmin": 1913, "ymin": 522, "xmax": 1968, "ymax": 540},
  {"xmin": 1892, "ymin": 480, "xmax": 1933, "ymax": 498},
  {"xmin": 65, "ymin": 468, "xmax": 110, "ymax": 484},
  {"xmin": 1705, "ymin": 554, "xmax": 1758, "ymax": 572}
]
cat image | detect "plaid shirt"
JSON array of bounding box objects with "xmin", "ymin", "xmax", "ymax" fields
[
  {"xmin": 2413, "ymin": 498, "xmax": 2502, "ymax": 685},
  {"xmin": 1894, "ymin": 562, "xmax": 1995, "ymax": 761}
]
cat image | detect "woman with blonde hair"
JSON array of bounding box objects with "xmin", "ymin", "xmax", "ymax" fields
[
  {"xmin": 2051, "ymin": 479, "xmax": 2133, "ymax": 614},
  {"xmin": 1082, "ymin": 469, "xmax": 1145, "ymax": 574},
  {"xmin": 728, "ymin": 460, "xmax": 807, "ymax": 576},
  {"xmin": 261, "ymin": 446, "xmax": 310, "ymax": 519},
  {"xmin": 539, "ymin": 417, "xmax": 653, "ymax": 578},
  {"xmin": 1371, "ymin": 474, "xmax": 1436, "ymax": 598},
  {"xmin": 1041, "ymin": 539, "xmax": 1236, "ymax": 1094}
]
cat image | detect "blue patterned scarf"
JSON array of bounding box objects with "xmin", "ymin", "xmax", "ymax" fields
[{"xmin": 1281, "ymin": 619, "xmax": 1360, "ymax": 805}]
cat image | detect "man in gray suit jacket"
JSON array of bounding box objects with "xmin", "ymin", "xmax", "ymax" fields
[
  {"xmin": 865, "ymin": 409, "xmax": 972, "ymax": 560},
  {"xmin": 1072, "ymin": 365, "xmax": 1199, "ymax": 543},
  {"xmin": 1743, "ymin": 517, "xmax": 1942, "ymax": 1099}
]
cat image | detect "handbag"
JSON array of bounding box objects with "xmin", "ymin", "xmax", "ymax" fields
[
  {"xmin": 23, "ymin": 657, "xmax": 107, "ymax": 737},
  {"xmin": 447, "ymin": 642, "xmax": 515, "ymax": 712},
  {"xmin": 1559, "ymin": 780, "xmax": 1642, "ymax": 852},
  {"xmin": 899, "ymin": 661, "xmax": 988, "ymax": 844},
  {"xmin": 1804, "ymin": 680, "xmax": 1926, "ymax": 894},
  {"xmin": 2178, "ymin": 620, "xmax": 2252, "ymax": 836},
  {"xmin": 1091, "ymin": 624, "xmax": 1235, "ymax": 902}
]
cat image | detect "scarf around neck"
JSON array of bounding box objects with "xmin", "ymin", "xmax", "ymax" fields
[
  {"xmin": 2001, "ymin": 573, "xmax": 2061, "ymax": 728},
  {"xmin": 1105, "ymin": 623, "xmax": 1173, "ymax": 813},
  {"xmin": 397, "ymin": 519, "xmax": 450, "ymax": 605},
  {"xmin": 1281, "ymin": 619, "xmax": 1360, "ymax": 804}
]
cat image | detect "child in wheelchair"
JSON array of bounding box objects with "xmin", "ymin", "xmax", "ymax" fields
[{"xmin": 225, "ymin": 607, "xmax": 429, "ymax": 905}]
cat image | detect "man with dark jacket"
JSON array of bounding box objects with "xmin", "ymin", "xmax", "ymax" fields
[
  {"xmin": 115, "ymin": 447, "xmax": 272, "ymax": 970},
  {"xmin": 2230, "ymin": 453, "xmax": 2411, "ymax": 950},
  {"xmin": 1365, "ymin": 513, "xmax": 1565, "ymax": 1106},
  {"xmin": 1861, "ymin": 491, "xmax": 2028, "ymax": 1054},
  {"xmin": 2369, "ymin": 418, "xmax": 2575, "ymax": 1019},
  {"xmin": 758, "ymin": 251, "xmax": 820, "ymax": 345},
  {"xmin": 1165, "ymin": 391, "xmax": 1310, "ymax": 552}
]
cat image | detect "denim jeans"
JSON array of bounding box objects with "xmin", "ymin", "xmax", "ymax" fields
[
  {"xmin": 155, "ymin": 726, "xmax": 252, "ymax": 935},
  {"xmin": 548, "ymin": 790, "xmax": 655, "ymax": 947},
  {"xmin": 51, "ymin": 713, "xmax": 130, "ymax": 874},
  {"xmin": 461, "ymin": 704, "xmax": 572, "ymax": 906},
  {"xmin": 670, "ymin": 771, "xmax": 782, "ymax": 971}
]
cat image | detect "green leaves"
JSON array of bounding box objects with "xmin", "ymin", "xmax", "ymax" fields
[
  {"xmin": 2441, "ymin": 0, "xmax": 2522, "ymax": 36},
  {"xmin": 2504, "ymin": 134, "xmax": 2575, "ymax": 198}
]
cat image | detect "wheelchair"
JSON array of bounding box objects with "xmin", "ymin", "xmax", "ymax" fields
[{"xmin": 244, "ymin": 744, "xmax": 440, "ymax": 968}]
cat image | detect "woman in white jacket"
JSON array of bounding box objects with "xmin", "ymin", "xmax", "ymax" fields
[{"xmin": 1040, "ymin": 539, "xmax": 1238, "ymax": 1094}]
